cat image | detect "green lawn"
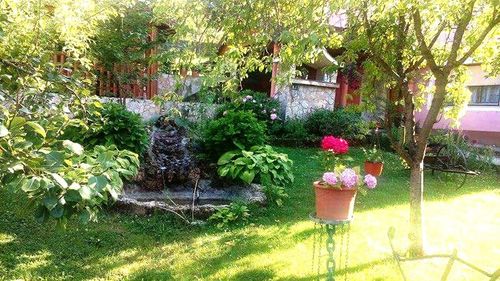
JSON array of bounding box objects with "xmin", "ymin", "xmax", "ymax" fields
[{"xmin": 1, "ymin": 147, "xmax": 499, "ymax": 281}]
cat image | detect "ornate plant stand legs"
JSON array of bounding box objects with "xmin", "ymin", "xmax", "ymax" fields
[{"xmin": 310, "ymin": 213, "xmax": 352, "ymax": 281}]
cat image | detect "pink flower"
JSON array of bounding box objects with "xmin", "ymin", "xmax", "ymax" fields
[
  {"xmin": 364, "ymin": 174, "xmax": 377, "ymax": 189},
  {"xmin": 245, "ymin": 95, "xmax": 253, "ymax": 100},
  {"xmin": 340, "ymin": 168, "xmax": 358, "ymax": 189},
  {"xmin": 321, "ymin": 136, "xmax": 349, "ymax": 154},
  {"xmin": 322, "ymin": 172, "xmax": 338, "ymax": 186},
  {"xmin": 270, "ymin": 113, "xmax": 278, "ymax": 120}
]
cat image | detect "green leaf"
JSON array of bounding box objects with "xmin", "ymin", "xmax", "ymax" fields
[
  {"xmin": 64, "ymin": 189, "xmax": 82, "ymax": 202},
  {"xmin": 218, "ymin": 166, "xmax": 230, "ymax": 177},
  {"xmin": 44, "ymin": 151, "xmax": 65, "ymax": 168},
  {"xmin": 88, "ymin": 175, "xmax": 108, "ymax": 191},
  {"xmin": 240, "ymin": 170, "xmax": 256, "ymax": 184},
  {"xmin": 233, "ymin": 140, "xmax": 245, "ymax": 150},
  {"xmin": 34, "ymin": 205, "xmax": 49, "ymax": 223},
  {"xmin": 50, "ymin": 204, "xmax": 64, "ymax": 218},
  {"xmin": 79, "ymin": 185, "xmax": 92, "ymax": 200},
  {"xmin": 26, "ymin": 121, "xmax": 46, "ymax": 138},
  {"xmin": 217, "ymin": 150, "xmax": 239, "ymax": 165},
  {"xmin": 0, "ymin": 125, "xmax": 8, "ymax": 137},
  {"xmin": 79, "ymin": 208, "xmax": 91, "ymax": 224},
  {"xmin": 9, "ymin": 117, "xmax": 26, "ymax": 129},
  {"xmin": 108, "ymin": 187, "xmax": 119, "ymax": 201},
  {"xmin": 43, "ymin": 196, "xmax": 58, "ymax": 210},
  {"xmin": 21, "ymin": 177, "xmax": 40, "ymax": 192},
  {"xmin": 50, "ymin": 173, "xmax": 68, "ymax": 189},
  {"xmin": 62, "ymin": 140, "xmax": 83, "ymax": 155}
]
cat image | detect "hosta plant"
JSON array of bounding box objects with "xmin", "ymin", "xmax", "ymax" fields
[
  {"xmin": 208, "ymin": 202, "xmax": 250, "ymax": 228},
  {"xmin": 217, "ymin": 145, "xmax": 294, "ymax": 187}
]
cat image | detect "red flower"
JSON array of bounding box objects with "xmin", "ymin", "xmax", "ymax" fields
[{"xmin": 321, "ymin": 135, "xmax": 349, "ymax": 154}]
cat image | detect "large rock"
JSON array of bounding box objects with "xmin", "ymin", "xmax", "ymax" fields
[
  {"xmin": 135, "ymin": 118, "xmax": 198, "ymax": 191},
  {"xmin": 115, "ymin": 180, "xmax": 266, "ymax": 218}
]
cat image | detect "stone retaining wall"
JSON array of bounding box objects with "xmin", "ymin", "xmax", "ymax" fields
[
  {"xmin": 277, "ymin": 79, "xmax": 337, "ymax": 119},
  {"xmin": 101, "ymin": 97, "xmax": 218, "ymax": 121}
]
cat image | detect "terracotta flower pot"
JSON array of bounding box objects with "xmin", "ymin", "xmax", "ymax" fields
[
  {"xmin": 364, "ymin": 161, "xmax": 384, "ymax": 177},
  {"xmin": 314, "ymin": 181, "xmax": 357, "ymax": 221}
]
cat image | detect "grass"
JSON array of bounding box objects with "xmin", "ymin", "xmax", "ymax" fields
[{"xmin": 0, "ymin": 147, "xmax": 499, "ymax": 280}]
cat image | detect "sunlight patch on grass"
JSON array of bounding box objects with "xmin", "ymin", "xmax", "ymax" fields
[
  {"xmin": 14, "ymin": 250, "xmax": 52, "ymax": 273},
  {"xmin": 0, "ymin": 233, "xmax": 15, "ymax": 245}
]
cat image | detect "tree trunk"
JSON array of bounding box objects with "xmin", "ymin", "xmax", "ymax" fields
[{"xmin": 408, "ymin": 160, "xmax": 425, "ymax": 256}]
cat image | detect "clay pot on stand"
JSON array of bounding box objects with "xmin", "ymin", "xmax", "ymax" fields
[
  {"xmin": 364, "ymin": 161, "xmax": 384, "ymax": 177},
  {"xmin": 313, "ymin": 181, "xmax": 357, "ymax": 221}
]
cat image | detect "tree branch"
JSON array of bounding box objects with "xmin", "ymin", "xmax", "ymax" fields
[
  {"xmin": 446, "ymin": 0, "xmax": 476, "ymax": 69},
  {"xmin": 412, "ymin": 10, "xmax": 440, "ymax": 73},
  {"xmin": 405, "ymin": 21, "xmax": 446, "ymax": 74},
  {"xmin": 456, "ymin": 11, "xmax": 500, "ymax": 65}
]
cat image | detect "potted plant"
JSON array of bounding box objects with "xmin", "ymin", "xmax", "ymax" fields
[
  {"xmin": 314, "ymin": 136, "xmax": 378, "ymax": 221},
  {"xmin": 363, "ymin": 146, "xmax": 384, "ymax": 176}
]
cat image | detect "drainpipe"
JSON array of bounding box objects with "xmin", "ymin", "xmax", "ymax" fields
[{"xmin": 269, "ymin": 42, "xmax": 281, "ymax": 98}]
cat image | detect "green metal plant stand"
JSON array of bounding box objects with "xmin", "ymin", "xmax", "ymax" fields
[{"xmin": 310, "ymin": 213, "xmax": 352, "ymax": 281}]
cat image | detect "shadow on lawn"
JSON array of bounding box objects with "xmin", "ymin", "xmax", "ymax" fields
[
  {"xmin": 0, "ymin": 147, "xmax": 496, "ymax": 280},
  {"xmin": 0, "ymin": 196, "xmax": 202, "ymax": 280}
]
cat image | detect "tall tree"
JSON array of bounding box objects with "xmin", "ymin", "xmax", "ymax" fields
[
  {"xmin": 340, "ymin": 0, "xmax": 499, "ymax": 256},
  {"xmin": 153, "ymin": 0, "xmax": 341, "ymax": 95},
  {"xmin": 0, "ymin": 0, "xmax": 140, "ymax": 225}
]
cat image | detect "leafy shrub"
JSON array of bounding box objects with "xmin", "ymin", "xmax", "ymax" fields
[
  {"xmin": 201, "ymin": 111, "xmax": 267, "ymax": 160},
  {"xmin": 209, "ymin": 202, "xmax": 250, "ymax": 228},
  {"xmin": 66, "ymin": 102, "xmax": 149, "ymax": 155},
  {"xmin": 0, "ymin": 116, "xmax": 140, "ymax": 224},
  {"xmin": 269, "ymin": 119, "xmax": 317, "ymax": 146},
  {"xmin": 217, "ymin": 145, "xmax": 294, "ymax": 187},
  {"xmin": 304, "ymin": 108, "xmax": 370, "ymax": 142},
  {"xmin": 217, "ymin": 90, "xmax": 281, "ymax": 124}
]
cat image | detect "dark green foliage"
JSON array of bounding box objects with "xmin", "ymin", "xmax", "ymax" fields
[
  {"xmin": 66, "ymin": 102, "xmax": 149, "ymax": 155},
  {"xmin": 269, "ymin": 119, "xmax": 318, "ymax": 146},
  {"xmin": 217, "ymin": 145, "xmax": 294, "ymax": 187},
  {"xmin": 208, "ymin": 202, "xmax": 250, "ymax": 228},
  {"xmin": 304, "ymin": 108, "xmax": 370, "ymax": 142},
  {"xmin": 216, "ymin": 90, "xmax": 281, "ymax": 124},
  {"xmin": 201, "ymin": 111, "xmax": 267, "ymax": 160},
  {"xmin": 90, "ymin": 2, "xmax": 170, "ymax": 96}
]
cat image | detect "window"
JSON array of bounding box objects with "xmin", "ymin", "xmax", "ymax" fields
[{"xmin": 468, "ymin": 85, "xmax": 500, "ymax": 105}]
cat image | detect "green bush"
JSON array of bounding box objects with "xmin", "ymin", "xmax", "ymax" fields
[
  {"xmin": 269, "ymin": 118, "xmax": 317, "ymax": 146},
  {"xmin": 217, "ymin": 90, "xmax": 281, "ymax": 124},
  {"xmin": 66, "ymin": 102, "xmax": 149, "ymax": 155},
  {"xmin": 217, "ymin": 145, "xmax": 294, "ymax": 187},
  {"xmin": 201, "ymin": 111, "xmax": 267, "ymax": 160},
  {"xmin": 304, "ymin": 108, "xmax": 369, "ymax": 142}
]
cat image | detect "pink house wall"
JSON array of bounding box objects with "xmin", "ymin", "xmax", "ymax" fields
[
  {"xmin": 415, "ymin": 64, "xmax": 500, "ymax": 146},
  {"xmin": 415, "ymin": 107, "xmax": 500, "ymax": 145}
]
